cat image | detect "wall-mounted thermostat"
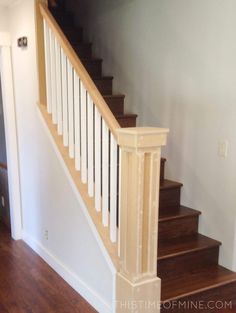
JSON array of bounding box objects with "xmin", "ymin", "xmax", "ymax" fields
[{"xmin": 18, "ymin": 37, "xmax": 28, "ymax": 48}]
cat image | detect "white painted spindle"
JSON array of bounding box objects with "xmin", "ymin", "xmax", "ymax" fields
[
  {"xmin": 74, "ymin": 73, "xmax": 81, "ymax": 171},
  {"xmin": 67, "ymin": 60, "xmax": 75, "ymax": 158},
  {"xmin": 81, "ymin": 82, "xmax": 87, "ymax": 184},
  {"xmin": 49, "ymin": 29, "xmax": 57, "ymax": 124},
  {"xmin": 61, "ymin": 50, "xmax": 68, "ymax": 147},
  {"xmin": 55, "ymin": 39, "xmax": 63, "ymax": 135},
  {"xmin": 42, "ymin": 17, "xmax": 123, "ymax": 246},
  {"xmin": 43, "ymin": 20, "xmax": 52, "ymax": 114},
  {"xmin": 95, "ymin": 108, "xmax": 101, "ymax": 212},
  {"xmin": 110, "ymin": 134, "xmax": 118, "ymax": 242},
  {"xmin": 102, "ymin": 120, "xmax": 109, "ymax": 227},
  {"xmin": 87, "ymin": 94, "xmax": 94, "ymax": 197}
]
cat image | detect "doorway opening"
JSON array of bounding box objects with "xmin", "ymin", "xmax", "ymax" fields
[
  {"xmin": 0, "ymin": 77, "xmax": 10, "ymax": 231},
  {"xmin": 0, "ymin": 33, "xmax": 22, "ymax": 240}
]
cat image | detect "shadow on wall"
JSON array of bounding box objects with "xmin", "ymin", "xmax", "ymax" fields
[{"xmin": 67, "ymin": 0, "xmax": 137, "ymax": 20}]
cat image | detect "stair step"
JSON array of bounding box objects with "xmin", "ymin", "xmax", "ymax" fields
[
  {"xmin": 103, "ymin": 95, "xmax": 125, "ymax": 115},
  {"xmin": 159, "ymin": 180, "xmax": 183, "ymax": 212},
  {"xmin": 159, "ymin": 206, "xmax": 200, "ymax": 241},
  {"xmin": 162, "ymin": 282, "xmax": 236, "ymax": 312},
  {"xmin": 158, "ymin": 234, "xmax": 221, "ymax": 260},
  {"xmin": 116, "ymin": 114, "xmax": 137, "ymax": 127},
  {"xmin": 50, "ymin": 9, "xmax": 74, "ymax": 27},
  {"xmin": 94, "ymin": 77, "xmax": 113, "ymax": 95},
  {"xmin": 158, "ymin": 234, "xmax": 221, "ymax": 279},
  {"xmin": 73, "ymin": 42, "xmax": 92, "ymax": 59},
  {"xmin": 159, "ymin": 205, "xmax": 201, "ymax": 222},
  {"xmin": 161, "ymin": 265, "xmax": 236, "ymax": 303},
  {"xmin": 81, "ymin": 59, "xmax": 102, "ymax": 77},
  {"xmin": 64, "ymin": 28, "xmax": 83, "ymax": 43},
  {"xmin": 160, "ymin": 180, "xmax": 183, "ymax": 190}
]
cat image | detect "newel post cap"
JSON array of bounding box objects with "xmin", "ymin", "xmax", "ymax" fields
[{"xmin": 116, "ymin": 127, "xmax": 169, "ymax": 149}]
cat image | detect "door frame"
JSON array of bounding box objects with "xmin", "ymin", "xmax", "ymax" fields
[{"xmin": 0, "ymin": 32, "xmax": 22, "ymax": 239}]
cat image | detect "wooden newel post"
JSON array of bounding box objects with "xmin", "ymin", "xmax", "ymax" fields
[{"xmin": 116, "ymin": 127, "xmax": 169, "ymax": 313}]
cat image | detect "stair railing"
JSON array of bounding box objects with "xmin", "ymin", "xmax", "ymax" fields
[{"xmin": 36, "ymin": 1, "xmax": 169, "ymax": 311}]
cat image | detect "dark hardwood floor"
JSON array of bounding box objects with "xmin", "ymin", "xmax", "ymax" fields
[{"xmin": 0, "ymin": 222, "xmax": 96, "ymax": 313}]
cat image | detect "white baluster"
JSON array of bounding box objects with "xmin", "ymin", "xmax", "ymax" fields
[
  {"xmin": 43, "ymin": 20, "xmax": 52, "ymax": 114},
  {"xmin": 61, "ymin": 50, "xmax": 68, "ymax": 147},
  {"xmin": 81, "ymin": 82, "xmax": 87, "ymax": 183},
  {"xmin": 49, "ymin": 29, "xmax": 57, "ymax": 124},
  {"xmin": 102, "ymin": 120, "xmax": 109, "ymax": 227},
  {"xmin": 74, "ymin": 73, "xmax": 81, "ymax": 171},
  {"xmin": 67, "ymin": 60, "xmax": 74, "ymax": 158},
  {"xmin": 95, "ymin": 108, "xmax": 101, "ymax": 211},
  {"xmin": 55, "ymin": 39, "xmax": 62, "ymax": 135},
  {"xmin": 87, "ymin": 94, "xmax": 94, "ymax": 197},
  {"xmin": 110, "ymin": 134, "xmax": 118, "ymax": 242}
]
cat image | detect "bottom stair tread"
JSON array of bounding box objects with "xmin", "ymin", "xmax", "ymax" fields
[{"xmin": 161, "ymin": 265, "xmax": 236, "ymax": 302}]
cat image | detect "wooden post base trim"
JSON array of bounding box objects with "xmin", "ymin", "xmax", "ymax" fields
[{"xmin": 116, "ymin": 273, "xmax": 161, "ymax": 313}]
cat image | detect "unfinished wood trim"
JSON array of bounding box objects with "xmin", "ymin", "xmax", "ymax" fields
[
  {"xmin": 38, "ymin": 104, "xmax": 120, "ymax": 269},
  {"xmin": 116, "ymin": 127, "xmax": 168, "ymax": 313},
  {"xmin": 35, "ymin": 0, "xmax": 48, "ymax": 106},
  {"xmin": 39, "ymin": 3, "xmax": 120, "ymax": 139},
  {"xmin": 116, "ymin": 274, "xmax": 161, "ymax": 313},
  {"xmin": 117, "ymin": 127, "xmax": 169, "ymax": 283}
]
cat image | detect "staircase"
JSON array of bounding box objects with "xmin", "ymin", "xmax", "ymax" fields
[
  {"xmin": 43, "ymin": 2, "xmax": 236, "ymax": 312},
  {"xmin": 50, "ymin": 4, "xmax": 137, "ymax": 129},
  {"xmin": 159, "ymin": 160, "xmax": 236, "ymax": 312}
]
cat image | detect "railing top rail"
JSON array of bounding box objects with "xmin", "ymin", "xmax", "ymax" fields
[{"xmin": 39, "ymin": 3, "xmax": 121, "ymax": 139}]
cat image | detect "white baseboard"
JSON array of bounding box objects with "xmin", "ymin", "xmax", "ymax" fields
[{"xmin": 22, "ymin": 230, "xmax": 112, "ymax": 313}]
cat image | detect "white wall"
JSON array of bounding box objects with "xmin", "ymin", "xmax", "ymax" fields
[
  {"xmin": 68, "ymin": 0, "xmax": 236, "ymax": 271},
  {"xmin": 0, "ymin": 5, "xmax": 8, "ymax": 31},
  {"xmin": 5, "ymin": 1, "xmax": 115, "ymax": 311}
]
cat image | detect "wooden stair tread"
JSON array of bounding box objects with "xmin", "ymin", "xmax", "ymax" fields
[
  {"xmin": 93, "ymin": 76, "xmax": 113, "ymax": 81},
  {"xmin": 115, "ymin": 113, "xmax": 138, "ymax": 118},
  {"xmin": 159, "ymin": 205, "xmax": 201, "ymax": 222},
  {"xmin": 81, "ymin": 58, "xmax": 102, "ymax": 63},
  {"xmin": 62, "ymin": 25, "xmax": 82, "ymax": 31},
  {"xmin": 158, "ymin": 234, "xmax": 221, "ymax": 260},
  {"xmin": 103, "ymin": 94, "xmax": 125, "ymax": 99},
  {"xmin": 160, "ymin": 179, "xmax": 183, "ymax": 190},
  {"xmin": 161, "ymin": 265, "xmax": 236, "ymax": 302},
  {"xmin": 71, "ymin": 42, "xmax": 92, "ymax": 47}
]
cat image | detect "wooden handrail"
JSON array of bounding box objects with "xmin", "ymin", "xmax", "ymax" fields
[
  {"xmin": 39, "ymin": 3, "xmax": 121, "ymax": 139},
  {"xmin": 37, "ymin": 4, "xmax": 170, "ymax": 309}
]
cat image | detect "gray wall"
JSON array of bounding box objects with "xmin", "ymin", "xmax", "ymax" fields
[{"xmin": 67, "ymin": 0, "xmax": 236, "ymax": 271}]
